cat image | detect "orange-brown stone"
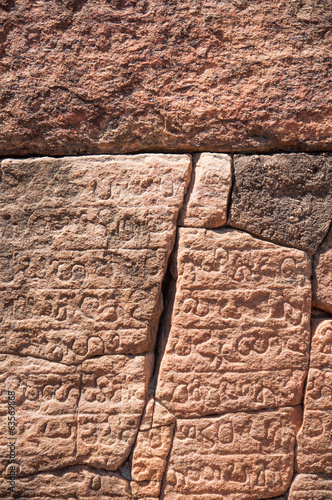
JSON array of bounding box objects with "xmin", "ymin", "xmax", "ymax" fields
[
  {"xmin": 0, "ymin": 466, "xmax": 132, "ymax": 499},
  {"xmin": 289, "ymin": 474, "xmax": 332, "ymax": 500},
  {"xmin": 131, "ymin": 400, "xmax": 175, "ymax": 498},
  {"xmin": 296, "ymin": 319, "xmax": 332, "ymax": 473},
  {"xmin": 0, "ymin": 154, "xmax": 191, "ymax": 363},
  {"xmin": 0, "ymin": 1, "xmax": 331, "ymax": 156},
  {"xmin": 161, "ymin": 407, "xmax": 301, "ymax": 499},
  {"xmin": 178, "ymin": 153, "xmax": 232, "ymax": 228},
  {"xmin": 156, "ymin": 228, "xmax": 311, "ymax": 417},
  {"xmin": 0, "ymin": 353, "xmax": 153, "ymax": 476},
  {"xmin": 313, "ymin": 225, "xmax": 332, "ymax": 314}
]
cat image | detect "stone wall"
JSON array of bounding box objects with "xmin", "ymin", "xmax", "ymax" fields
[{"xmin": 0, "ymin": 152, "xmax": 331, "ymax": 499}]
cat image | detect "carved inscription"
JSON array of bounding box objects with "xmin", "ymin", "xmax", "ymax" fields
[
  {"xmin": 296, "ymin": 320, "xmax": 332, "ymax": 473},
  {"xmin": 131, "ymin": 400, "xmax": 175, "ymax": 498},
  {"xmin": 0, "ymin": 353, "xmax": 153, "ymax": 476},
  {"xmin": 0, "ymin": 155, "xmax": 191, "ymax": 362},
  {"xmin": 162, "ymin": 407, "xmax": 301, "ymax": 499},
  {"xmin": 313, "ymin": 225, "xmax": 332, "ymax": 314},
  {"xmin": 0, "ymin": 466, "xmax": 132, "ymax": 499},
  {"xmin": 156, "ymin": 228, "xmax": 311, "ymax": 417},
  {"xmin": 288, "ymin": 474, "xmax": 332, "ymax": 500}
]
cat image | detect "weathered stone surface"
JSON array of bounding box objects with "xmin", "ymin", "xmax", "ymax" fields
[
  {"xmin": 0, "ymin": 154, "xmax": 191, "ymax": 363},
  {"xmin": 156, "ymin": 228, "xmax": 311, "ymax": 417},
  {"xmin": 131, "ymin": 400, "xmax": 175, "ymax": 498},
  {"xmin": 0, "ymin": 1, "xmax": 331, "ymax": 156},
  {"xmin": 229, "ymin": 154, "xmax": 332, "ymax": 253},
  {"xmin": 161, "ymin": 407, "xmax": 301, "ymax": 499},
  {"xmin": 0, "ymin": 466, "xmax": 132, "ymax": 499},
  {"xmin": 289, "ymin": 474, "xmax": 332, "ymax": 500},
  {"xmin": 178, "ymin": 153, "xmax": 232, "ymax": 228},
  {"xmin": 313, "ymin": 225, "xmax": 332, "ymax": 314},
  {"xmin": 296, "ymin": 320, "xmax": 332, "ymax": 473},
  {"xmin": 0, "ymin": 353, "xmax": 153, "ymax": 476},
  {"xmin": 77, "ymin": 353, "xmax": 154, "ymax": 471}
]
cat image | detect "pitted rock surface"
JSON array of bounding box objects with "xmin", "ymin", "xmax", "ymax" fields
[
  {"xmin": 229, "ymin": 154, "xmax": 332, "ymax": 253},
  {"xmin": 289, "ymin": 474, "xmax": 332, "ymax": 500},
  {"xmin": 178, "ymin": 153, "xmax": 232, "ymax": 228},
  {"xmin": 0, "ymin": 154, "xmax": 191, "ymax": 363},
  {"xmin": 0, "ymin": 1, "xmax": 331, "ymax": 156},
  {"xmin": 296, "ymin": 319, "xmax": 332, "ymax": 473},
  {"xmin": 0, "ymin": 353, "xmax": 153, "ymax": 476},
  {"xmin": 161, "ymin": 407, "xmax": 301, "ymax": 500},
  {"xmin": 313, "ymin": 225, "xmax": 332, "ymax": 314},
  {"xmin": 156, "ymin": 228, "xmax": 311, "ymax": 417},
  {"xmin": 0, "ymin": 466, "xmax": 131, "ymax": 499}
]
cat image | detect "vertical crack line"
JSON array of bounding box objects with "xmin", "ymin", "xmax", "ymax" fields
[
  {"xmin": 226, "ymin": 152, "xmax": 235, "ymax": 224},
  {"xmin": 158, "ymin": 420, "xmax": 176, "ymax": 500}
]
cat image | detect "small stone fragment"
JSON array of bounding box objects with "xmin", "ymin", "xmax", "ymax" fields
[
  {"xmin": 178, "ymin": 153, "xmax": 232, "ymax": 228},
  {"xmin": 156, "ymin": 228, "xmax": 311, "ymax": 417},
  {"xmin": 0, "ymin": 154, "xmax": 191, "ymax": 362},
  {"xmin": 0, "ymin": 466, "xmax": 132, "ymax": 499},
  {"xmin": 162, "ymin": 407, "xmax": 301, "ymax": 499},
  {"xmin": 313, "ymin": 225, "xmax": 332, "ymax": 314},
  {"xmin": 131, "ymin": 400, "xmax": 175, "ymax": 499},
  {"xmin": 229, "ymin": 153, "xmax": 332, "ymax": 253},
  {"xmin": 289, "ymin": 474, "xmax": 332, "ymax": 499},
  {"xmin": 296, "ymin": 320, "xmax": 332, "ymax": 473}
]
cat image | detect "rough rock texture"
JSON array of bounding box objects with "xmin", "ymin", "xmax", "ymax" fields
[
  {"xmin": 0, "ymin": 353, "xmax": 153, "ymax": 476},
  {"xmin": 178, "ymin": 153, "xmax": 232, "ymax": 228},
  {"xmin": 161, "ymin": 407, "xmax": 301, "ymax": 499},
  {"xmin": 156, "ymin": 227, "xmax": 311, "ymax": 417},
  {"xmin": 0, "ymin": 154, "xmax": 191, "ymax": 363},
  {"xmin": 313, "ymin": 224, "xmax": 332, "ymax": 314},
  {"xmin": 0, "ymin": 1, "xmax": 331, "ymax": 156},
  {"xmin": 296, "ymin": 319, "xmax": 332, "ymax": 473},
  {"xmin": 229, "ymin": 153, "xmax": 332, "ymax": 253},
  {"xmin": 131, "ymin": 400, "xmax": 175, "ymax": 498},
  {"xmin": 289, "ymin": 474, "xmax": 332, "ymax": 500},
  {"xmin": 0, "ymin": 466, "xmax": 132, "ymax": 499}
]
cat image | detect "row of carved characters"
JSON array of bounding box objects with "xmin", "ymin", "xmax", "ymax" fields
[
  {"xmin": 0, "ymin": 353, "xmax": 153, "ymax": 477},
  {"xmin": 0, "ymin": 249, "xmax": 166, "ymax": 289},
  {"xmin": 0, "ymin": 156, "xmax": 191, "ymax": 207},
  {"xmin": 0, "ymin": 207, "xmax": 178, "ymax": 251}
]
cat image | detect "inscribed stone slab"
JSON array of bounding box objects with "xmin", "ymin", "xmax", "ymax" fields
[
  {"xmin": 313, "ymin": 225, "xmax": 332, "ymax": 314},
  {"xmin": 156, "ymin": 228, "xmax": 311, "ymax": 417},
  {"xmin": 0, "ymin": 154, "xmax": 191, "ymax": 363},
  {"xmin": 296, "ymin": 320, "xmax": 332, "ymax": 473},
  {"xmin": 162, "ymin": 407, "xmax": 301, "ymax": 499},
  {"xmin": 0, "ymin": 353, "xmax": 153, "ymax": 476}
]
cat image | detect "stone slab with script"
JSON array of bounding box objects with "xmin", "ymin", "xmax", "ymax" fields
[
  {"xmin": 288, "ymin": 474, "xmax": 332, "ymax": 500},
  {"xmin": 161, "ymin": 407, "xmax": 301, "ymax": 499},
  {"xmin": 156, "ymin": 228, "xmax": 311, "ymax": 417},
  {"xmin": 0, "ymin": 154, "xmax": 191, "ymax": 362},
  {"xmin": 0, "ymin": 466, "xmax": 131, "ymax": 499},
  {"xmin": 313, "ymin": 225, "xmax": 332, "ymax": 315},
  {"xmin": 296, "ymin": 319, "xmax": 332, "ymax": 473},
  {"xmin": 0, "ymin": 353, "xmax": 153, "ymax": 476},
  {"xmin": 229, "ymin": 154, "xmax": 332, "ymax": 253}
]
